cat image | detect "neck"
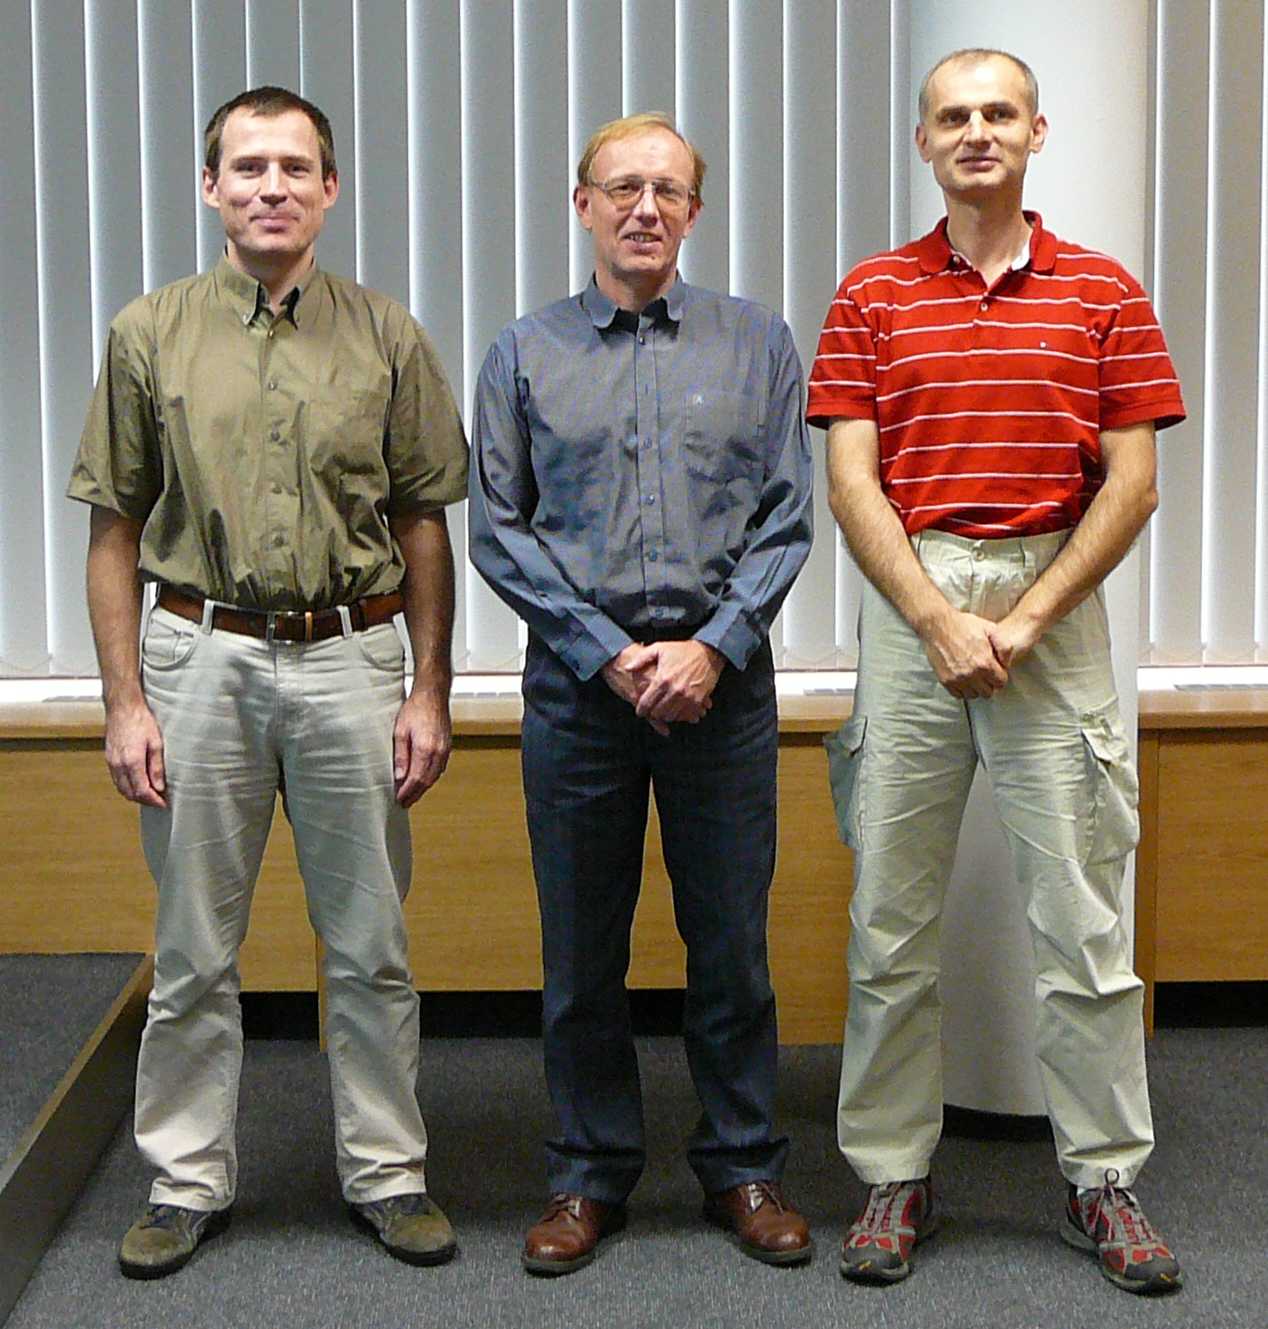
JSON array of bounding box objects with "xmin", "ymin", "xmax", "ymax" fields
[
  {"xmin": 943, "ymin": 194, "xmax": 1031, "ymax": 278},
  {"xmin": 224, "ymin": 244, "xmax": 314, "ymax": 311},
  {"xmin": 595, "ymin": 266, "xmax": 677, "ymax": 313}
]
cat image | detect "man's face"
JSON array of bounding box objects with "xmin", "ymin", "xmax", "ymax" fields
[
  {"xmin": 574, "ymin": 128, "xmax": 700, "ymax": 299},
  {"xmin": 915, "ymin": 55, "xmax": 1047, "ymax": 200},
  {"xmin": 202, "ymin": 108, "xmax": 338, "ymax": 269}
]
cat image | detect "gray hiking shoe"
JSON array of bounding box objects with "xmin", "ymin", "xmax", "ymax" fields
[
  {"xmin": 1063, "ymin": 1170, "xmax": 1183, "ymax": 1295},
  {"xmin": 840, "ymin": 1177, "xmax": 936, "ymax": 1283},
  {"xmin": 118, "ymin": 1202, "xmax": 230, "ymax": 1279},
  {"xmin": 350, "ymin": 1192, "xmax": 457, "ymax": 1265}
]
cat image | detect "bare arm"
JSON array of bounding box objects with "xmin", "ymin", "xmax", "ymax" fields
[
  {"xmin": 86, "ymin": 506, "xmax": 167, "ymax": 806},
  {"xmin": 988, "ymin": 422, "xmax": 1158, "ymax": 665},
  {"xmin": 389, "ymin": 509, "xmax": 456, "ymax": 808},
  {"xmin": 825, "ymin": 417, "xmax": 1008, "ymax": 699}
]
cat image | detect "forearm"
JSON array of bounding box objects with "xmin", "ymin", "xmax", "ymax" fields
[
  {"xmin": 390, "ymin": 509, "xmax": 456, "ymax": 698},
  {"xmin": 829, "ymin": 469, "xmax": 951, "ymax": 638},
  {"xmin": 86, "ymin": 507, "xmax": 147, "ymax": 713},
  {"xmin": 1001, "ymin": 423, "xmax": 1158, "ymax": 647}
]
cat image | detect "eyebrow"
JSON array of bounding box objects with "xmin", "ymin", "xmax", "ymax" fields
[{"xmin": 937, "ymin": 100, "xmax": 1020, "ymax": 118}]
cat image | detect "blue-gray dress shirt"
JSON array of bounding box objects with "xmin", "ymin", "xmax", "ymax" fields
[{"xmin": 468, "ymin": 276, "xmax": 814, "ymax": 681}]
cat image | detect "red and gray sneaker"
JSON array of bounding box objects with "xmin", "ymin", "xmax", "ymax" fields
[
  {"xmin": 840, "ymin": 1176, "xmax": 936, "ymax": 1283},
  {"xmin": 1062, "ymin": 1169, "xmax": 1183, "ymax": 1295}
]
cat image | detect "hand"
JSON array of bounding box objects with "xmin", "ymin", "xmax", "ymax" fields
[
  {"xmin": 986, "ymin": 612, "xmax": 1043, "ymax": 670},
  {"xmin": 104, "ymin": 698, "xmax": 167, "ymax": 808},
  {"xmin": 634, "ymin": 640, "xmax": 725, "ymax": 725},
  {"xmin": 393, "ymin": 689, "xmax": 453, "ymax": 807},
  {"xmin": 601, "ymin": 643, "xmax": 669, "ymax": 734},
  {"xmin": 922, "ymin": 608, "xmax": 1009, "ymax": 699}
]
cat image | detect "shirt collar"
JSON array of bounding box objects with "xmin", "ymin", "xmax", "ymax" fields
[
  {"xmin": 581, "ymin": 273, "xmax": 688, "ymax": 329},
  {"xmin": 914, "ymin": 211, "xmax": 1057, "ymax": 276},
  {"xmin": 213, "ymin": 252, "xmax": 319, "ymax": 325}
]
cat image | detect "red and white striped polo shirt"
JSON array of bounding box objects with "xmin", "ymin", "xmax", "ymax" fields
[{"xmin": 806, "ymin": 214, "xmax": 1185, "ymax": 538}]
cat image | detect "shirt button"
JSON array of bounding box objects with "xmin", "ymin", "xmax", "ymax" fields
[
  {"xmin": 270, "ymin": 429, "xmax": 281, "ymax": 442},
  {"xmin": 980, "ymin": 301, "xmax": 988, "ymax": 311},
  {"xmin": 638, "ymin": 336, "xmax": 646, "ymax": 345},
  {"xmin": 272, "ymin": 483, "xmax": 283, "ymax": 494},
  {"xmin": 644, "ymin": 494, "xmax": 656, "ymax": 506},
  {"xmin": 273, "ymin": 534, "xmax": 285, "ymax": 548},
  {"xmin": 241, "ymin": 313, "xmax": 251, "ymax": 325},
  {"xmin": 648, "ymin": 550, "xmax": 658, "ymax": 563},
  {"xmin": 267, "ymin": 379, "xmax": 278, "ymax": 391}
]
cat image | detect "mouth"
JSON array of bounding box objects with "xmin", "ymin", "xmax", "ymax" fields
[{"xmin": 622, "ymin": 231, "xmax": 661, "ymax": 246}]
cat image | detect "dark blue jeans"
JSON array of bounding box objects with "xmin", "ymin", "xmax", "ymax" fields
[{"xmin": 521, "ymin": 634, "xmax": 788, "ymax": 1202}]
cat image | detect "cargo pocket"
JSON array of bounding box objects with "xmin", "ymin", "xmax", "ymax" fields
[
  {"xmin": 824, "ymin": 714, "xmax": 867, "ymax": 849},
  {"xmin": 1080, "ymin": 703, "xmax": 1140, "ymax": 865}
]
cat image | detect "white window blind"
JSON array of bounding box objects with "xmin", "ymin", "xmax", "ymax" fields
[{"xmin": 2, "ymin": 0, "xmax": 1265, "ymax": 677}]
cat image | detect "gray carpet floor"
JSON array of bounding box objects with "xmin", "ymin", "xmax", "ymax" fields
[
  {"xmin": 0, "ymin": 955, "xmax": 143, "ymax": 1166},
  {"xmin": 7, "ymin": 1026, "xmax": 1264, "ymax": 1329}
]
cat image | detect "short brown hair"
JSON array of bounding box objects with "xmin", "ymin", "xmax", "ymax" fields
[
  {"xmin": 576, "ymin": 112, "xmax": 706, "ymax": 203},
  {"xmin": 918, "ymin": 49, "xmax": 1040, "ymax": 121},
  {"xmin": 204, "ymin": 86, "xmax": 337, "ymax": 180}
]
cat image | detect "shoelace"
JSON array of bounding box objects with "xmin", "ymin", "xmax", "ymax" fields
[
  {"xmin": 141, "ymin": 1204, "xmax": 188, "ymax": 1231},
  {"xmin": 542, "ymin": 1193, "xmax": 586, "ymax": 1221},
  {"xmin": 747, "ymin": 1180, "xmax": 787, "ymax": 1213},
  {"xmin": 1088, "ymin": 1169, "xmax": 1160, "ymax": 1249},
  {"xmin": 857, "ymin": 1180, "xmax": 906, "ymax": 1232}
]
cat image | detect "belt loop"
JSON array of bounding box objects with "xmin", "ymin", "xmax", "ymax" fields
[
  {"xmin": 265, "ymin": 611, "xmax": 278, "ymax": 643},
  {"xmin": 199, "ymin": 596, "xmax": 216, "ymax": 635},
  {"xmin": 304, "ymin": 610, "xmax": 314, "ymax": 642},
  {"xmin": 337, "ymin": 604, "xmax": 353, "ymax": 638}
]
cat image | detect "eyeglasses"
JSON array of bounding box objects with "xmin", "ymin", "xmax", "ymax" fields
[{"xmin": 590, "ymin": 176, "xmax": 694, "ymax": 211}]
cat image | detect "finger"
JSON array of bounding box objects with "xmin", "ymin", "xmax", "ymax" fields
[
  {"xmin": 635, "ymin": 680, "xmax": 668, "ymax": 718},
  {"xmin": 648, "ymin": 717, "xmax": 670, "ymax": 737},
  {"xmin": 148, "ymin": 739, "xmax": 167, "ymax": 798}
]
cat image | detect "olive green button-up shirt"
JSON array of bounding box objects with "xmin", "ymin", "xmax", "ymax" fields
[{"xmin": 68, "ymin": 257, "xmax": 468, "ymax": 610}]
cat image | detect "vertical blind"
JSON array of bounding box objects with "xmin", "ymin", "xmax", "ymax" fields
[{"xmin": 1, "ymin": 0, "xmax": 1264, "ymax": 677}]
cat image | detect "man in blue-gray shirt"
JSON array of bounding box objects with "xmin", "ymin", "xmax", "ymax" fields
[{"xmin": 469, "ymin": 113, "xmax": 814, "ymax": 1275}]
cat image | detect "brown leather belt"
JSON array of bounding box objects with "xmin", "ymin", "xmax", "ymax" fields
[{"xmin": 156, "ymin": 586, "xmax": 403, "ymax": 643}]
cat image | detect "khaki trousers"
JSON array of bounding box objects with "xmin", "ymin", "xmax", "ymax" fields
[
  {"xmin": 135, "ymin": 606, "xmax": 428, "ymax": 1210},
  {"xmin": 828, "ymin": 530, "xmax": 1154, "ymax": 1189}
]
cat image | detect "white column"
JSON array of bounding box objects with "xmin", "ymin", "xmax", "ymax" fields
[{"xmin": 906, "ymin": 0, "xmax": 1150, "ymax": 1115}]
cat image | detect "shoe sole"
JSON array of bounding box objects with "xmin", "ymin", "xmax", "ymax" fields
[
  {"xmin": 521, "ymin": 1209, "xmax": 626, "ymax": 1277},
  {"xmin": 118, "ymin": 1207, "xmax": 231, "ymax": 1280},
  {"xmin": 703, "ymin": 1207, "xmax": 813, "ymax": 1267},
  {"xmin": 348, "ymin": 1204, "xmax": 458, "ymax": 1266},
  {"xmin": 1061, "ymin": 1219, "xmax": 1184, "ymax": 1295},
  {"xmin": 839, "ymin": 1215, "xmax": 938, "ymax": 1284}
]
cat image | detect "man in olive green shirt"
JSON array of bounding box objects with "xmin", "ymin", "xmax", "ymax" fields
[{"xmin": 68, "ymin": 87, "xmax": 468, "ymax": 1278}]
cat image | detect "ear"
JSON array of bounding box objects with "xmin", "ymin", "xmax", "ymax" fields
[
  {"xmin": 573, "ymin": 184, "xmax": 594, "ymax": 232},
  {"xmin": 201, "ymin": 166, "xmax": 220, "ymax": 209},
  {"xmin": 680, "ymin": 194, "xmax": 702, "ymax": 240},
  {"xmin": 1029, "ymin": 113, "xmax": 1049, "ymax": 156},
  {"xmin": 914, "ymin": 122, "xmax": 932, "ymax": 164},
  {"xmin": 322, "ymin": 169, "xmax": 340, "ymax": 209}
]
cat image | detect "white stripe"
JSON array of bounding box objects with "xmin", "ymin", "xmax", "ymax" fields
[
  {"xmin": 879, "ymin": 408, "xmax": 1098, "ymax": 433},
  {"xmin": 880, "ymin": 318, "xmax": 1092, "ymax": 341},
  {"xmin": 883, "ymin": 347, "xmax": 1097, "ymax": 371},
  {"xmin": 808, "ymin": 378, "xmax": 872, "ymax": 388},
  {"xmin": 877, "ymin": 378, "xmax": 1099, "ymax": 402},
  {"xmin": 904, "ymin": 500, "xmax": 1067, "ymax": 512},
  {"xmin": 887, "ymin": 470, "xmax": 1082, "ymax": 485},
  {"xmin": 1103, "ymin": 322, "xmax": 1163, "ymax": 336},
  {"xmin": 814, "ymin": 352, "xmax": 876, "ymax": 361},
  {"xmin": 842, "ymin": 271, "xmax": 947, "ymax": 298},
  {"xmin": 940, "ymin": 515, "xmax": 1033, "ymax": 532},
  {"xmin": 1027, "ymin": 271, "xmax": 1130, "ymax": 295},
  {"xmin": 1101, "ymin": 351, "xmax": 1173, "ymax": 363},
  {"xmin": 896, "ymin": 440, "xmax": 1083, "ymax": 453}
]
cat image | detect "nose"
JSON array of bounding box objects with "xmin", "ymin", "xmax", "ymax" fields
[
  {"xmin": 260, "ymin": 163, "xmax": 286, "ymax": 197},
  {"xmin": 964, "ymin": 110, "xmax": 990, "ymax": 140},
  {"xmin": 631, "ymin": 182, "xmax": 662, "ymax": 219}
]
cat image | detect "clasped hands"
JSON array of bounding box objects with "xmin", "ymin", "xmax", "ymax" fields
[
  {"xmin": 600, "ymin": 640, "xmax": 725, "ymax": 736},
  {"xmin": 923, "ymin": 606, "xmax": 1043, "ymax": 701}
]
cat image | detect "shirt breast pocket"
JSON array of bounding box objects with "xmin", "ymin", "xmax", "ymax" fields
[{"xmin": 681, "ymin": 389, "xmax": 764, "ymax": 485}]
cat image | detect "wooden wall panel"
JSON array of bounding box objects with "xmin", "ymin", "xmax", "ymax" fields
[
  {"xmin": 1154, "ymin": 732, "xmax": 1268, "ymax": 981},
  {"xmin": 0, "ymin": 729, "xmax": 853, "ymax": 1041}
]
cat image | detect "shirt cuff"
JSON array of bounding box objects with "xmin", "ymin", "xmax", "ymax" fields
[
  {"xmin": 694, "ymin": 608, "xmax": 760, "ymax": 673},
  {"xmin": 559, "ymin": 617, "xmax": 635, "ymax": 682}
]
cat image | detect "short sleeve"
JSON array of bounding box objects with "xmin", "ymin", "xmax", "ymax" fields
[
  {"xmin": 806, "ymin": 268, "xmax": 880, "ymax": 430},
  {"xmin": 1098, "ymin": 270, "xmax": 1186, "ymax": 432}
]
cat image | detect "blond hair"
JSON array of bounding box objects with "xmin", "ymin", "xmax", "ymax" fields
[{"xmin": 576, "ymin": 112, "xmax": 706, "ymax": 202}]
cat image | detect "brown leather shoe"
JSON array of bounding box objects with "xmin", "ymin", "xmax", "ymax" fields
[
  {"xmin": 522, "ymin": 1193, "xmax": 626, "ymax": 1276},
  {"xmin": 704, "ymin": 1180, "xmax": 813, "ymax": 1265}
]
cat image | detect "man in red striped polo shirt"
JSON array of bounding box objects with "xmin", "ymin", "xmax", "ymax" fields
[{"xmin": 808, "ymin": 49, "xmax": 1185, "ymax": 1296}]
